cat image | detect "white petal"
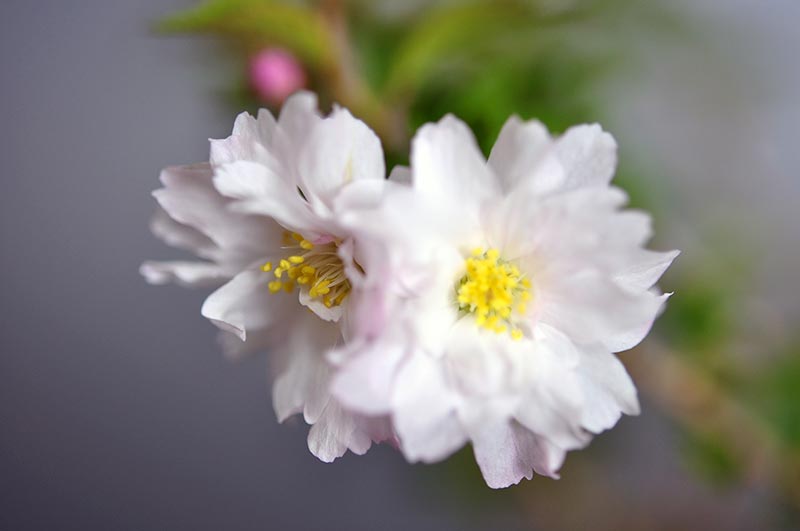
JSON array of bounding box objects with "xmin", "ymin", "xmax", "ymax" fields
[
  {"xmin": 154, "ymin": 164, "xmax": 278, "ymax": 267},
  {"xmin": 513, "ymin": 330, "xmax": 592, "ymax": 450},
  {"xmin": 330, "ymin": 178, "xmax": 387, "ymax": 215},
  {"xmin": 216, "ymin": 326, "xmax": 274, "ymax": 360},
  {"xmin": 200, "ymin": 269, "xmax": 281, "ymax": 341},
  {"xmin": 330, "ymin": 339, "xmax": 406, "ymax": 415},
  {"xmin": 213, "ymin": 160, "xmax": 323, "ymax": 237},
  {"xmin": 410, "ymin": 114, "xmax": 500, "ymax": 211},
  {"xmin": 298, "ymin": 289, "xmax": 344, "ymax": 322},
  {"xmin": 276, "ymin": 91, "xmax": 321, "ymax": 146},
  {"xmin": 270, "ymin": 311, "xmax": 340, "ymax": 423},
  {"xmin": 614, "ymin": 249, "xmax": 680, "ymax": 292},
  {"xmin": 539, "ymin": 271, "xmax": 671, "ymax": 352},
  {"xmin": 393, "ymin": 352, "xmax": 468, "ymax": 463},
  {"xmin": 307, "ymin": 401, "xmax": 352, "ymax": 462},
  {"xmin": 307, "ymin": 401, "xmax": 389, "ymax": 462},
  {"xmin": 387, "ymin": 165, "xmax": 411, "ymax": 185},
  {"xmin": 487, "ymin": 185, "xmax": 629, "ymax": 262},
  {"xmin": 576, "ymin": 347, "xmax": 640, "ymax": 433},
  {"xmin": 297, "ymin": 107, "xmax": 385, "ymax": 211},
  {"xmin": 488, "ymin": 115, "xmax": 554, "ymax": 193},
  {"xmin": 149, "ymin": 208, "xmax": 215, "ymax": 259},
  {"xmin": 209, "ymin": 109, "xmax": 277, "ymax": 166},
  {"xmin": 553, "ymin": 123, "xmax": 617, "ymax": 191},
  {"xmin": 140, "ymin": 260, "xmax": 228, "ymax": 287}
]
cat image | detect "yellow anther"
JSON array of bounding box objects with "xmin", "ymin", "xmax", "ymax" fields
[
  {"xmin": 314, "ymin": 280, "xmax": 331, "ymax": 295},
  {"xmin": 456, "ymin": 248, "xmax": 531, "ymax": 339},
  {"xmin": 262, "ymin": 231, "xmax": 352, "ymax": 310},
  {"xmin": 511, "ymin": 329, "xmax": 524, "ymax": 341}
]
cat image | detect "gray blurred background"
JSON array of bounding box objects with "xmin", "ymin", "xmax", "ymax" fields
[{"xmin": 1, "ymin": 1, "xmax": 798, "ymax": 530}]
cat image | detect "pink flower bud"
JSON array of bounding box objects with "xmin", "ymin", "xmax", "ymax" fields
[{"xmin": 249, "ymin": 48, "xmax": 307, "ymax": 105}]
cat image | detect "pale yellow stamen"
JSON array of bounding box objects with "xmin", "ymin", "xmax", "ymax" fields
[
  {"xmin": 261, "ymin": 232, "xmax": 351, "ymax": 309},
  {"xmin": 456, "ymin": 247, "xmax": 531, "ymax": 340}
]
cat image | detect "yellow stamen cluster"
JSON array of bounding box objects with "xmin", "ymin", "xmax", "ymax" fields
[
  {"xmin": 262, "ymin": 232, "xmax": 350, "ymax": 308},
  {"xmin": 456, "ymin": 248, "xmax": 531, "ymax": 340}
]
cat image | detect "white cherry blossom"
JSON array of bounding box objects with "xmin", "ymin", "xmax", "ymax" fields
[
  {"xmin": 331, "ymin": 114, "xmax": 678, "ymax": 488},
  {"xmin": 142, "ymin": 92, "xmax": 394, "ymax": 461}
]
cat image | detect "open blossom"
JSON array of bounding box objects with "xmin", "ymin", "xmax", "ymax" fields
[
  {"xmin": 331, "ymin": 115, "xmax": 679, "ymax": 488},
  {"xmin": 142, "ymin": 92, "xmax": 394, "ymax": 460}
]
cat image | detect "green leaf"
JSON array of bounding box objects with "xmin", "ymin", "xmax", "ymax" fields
[
  {"xmin": 157, "ymin": 0, "xmax": 334, "ymax": 69},
  {"xmin": 382, "ymin": 0, "xmax": 540, "ymax": 98}
]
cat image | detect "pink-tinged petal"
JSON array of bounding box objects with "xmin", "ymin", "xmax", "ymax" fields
[
  {"xmin": 329, "ymin": 339, "xmax": 406, "ymax": 415},
  {"xmin": 410, "ymin": 115, "xmax": 500, "ymax": 213},
  {"xmin": 469, "ymin": 421, "xmax": 566, "ymax": 489},
  {"xmin": 488, "ymin": 115, "xmax": 556, "ymax": 194},
  {"xmin": 393, "ymin": 352, "xmax": 468, "ymax": 463},
  {"xmin": 140, "ymin": 260, "xmax": 229, "ymax": 288}
]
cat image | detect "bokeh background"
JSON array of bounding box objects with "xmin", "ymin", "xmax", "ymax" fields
[{"xmin": 2, "ymin": 1, "xmax": 799, "ymax": 529}]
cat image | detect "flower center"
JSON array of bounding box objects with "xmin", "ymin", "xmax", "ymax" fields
[
  {"xmin": 456, "ymin": 248, "xmax": 531, "ymax": 340},
  {"xmin": 262, "ymin": 232, "xmax": 350, "ymax": 308}
]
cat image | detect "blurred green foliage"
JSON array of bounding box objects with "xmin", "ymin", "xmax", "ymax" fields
[
  {"xmin": 748, "ymin": 346, "xmax": 800, "ymax": 449},
  {"xmin": 681, "ymin": 429, "xmax": 743, "ymax": 486},
  {"xmin": 157, "ymin": 0, "xmax": 679, "ymax": 157}
]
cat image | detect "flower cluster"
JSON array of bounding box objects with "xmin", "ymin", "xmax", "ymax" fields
[{"xmin": 142, "ymin": 92, "xmax": 677, "ymax": 488}]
